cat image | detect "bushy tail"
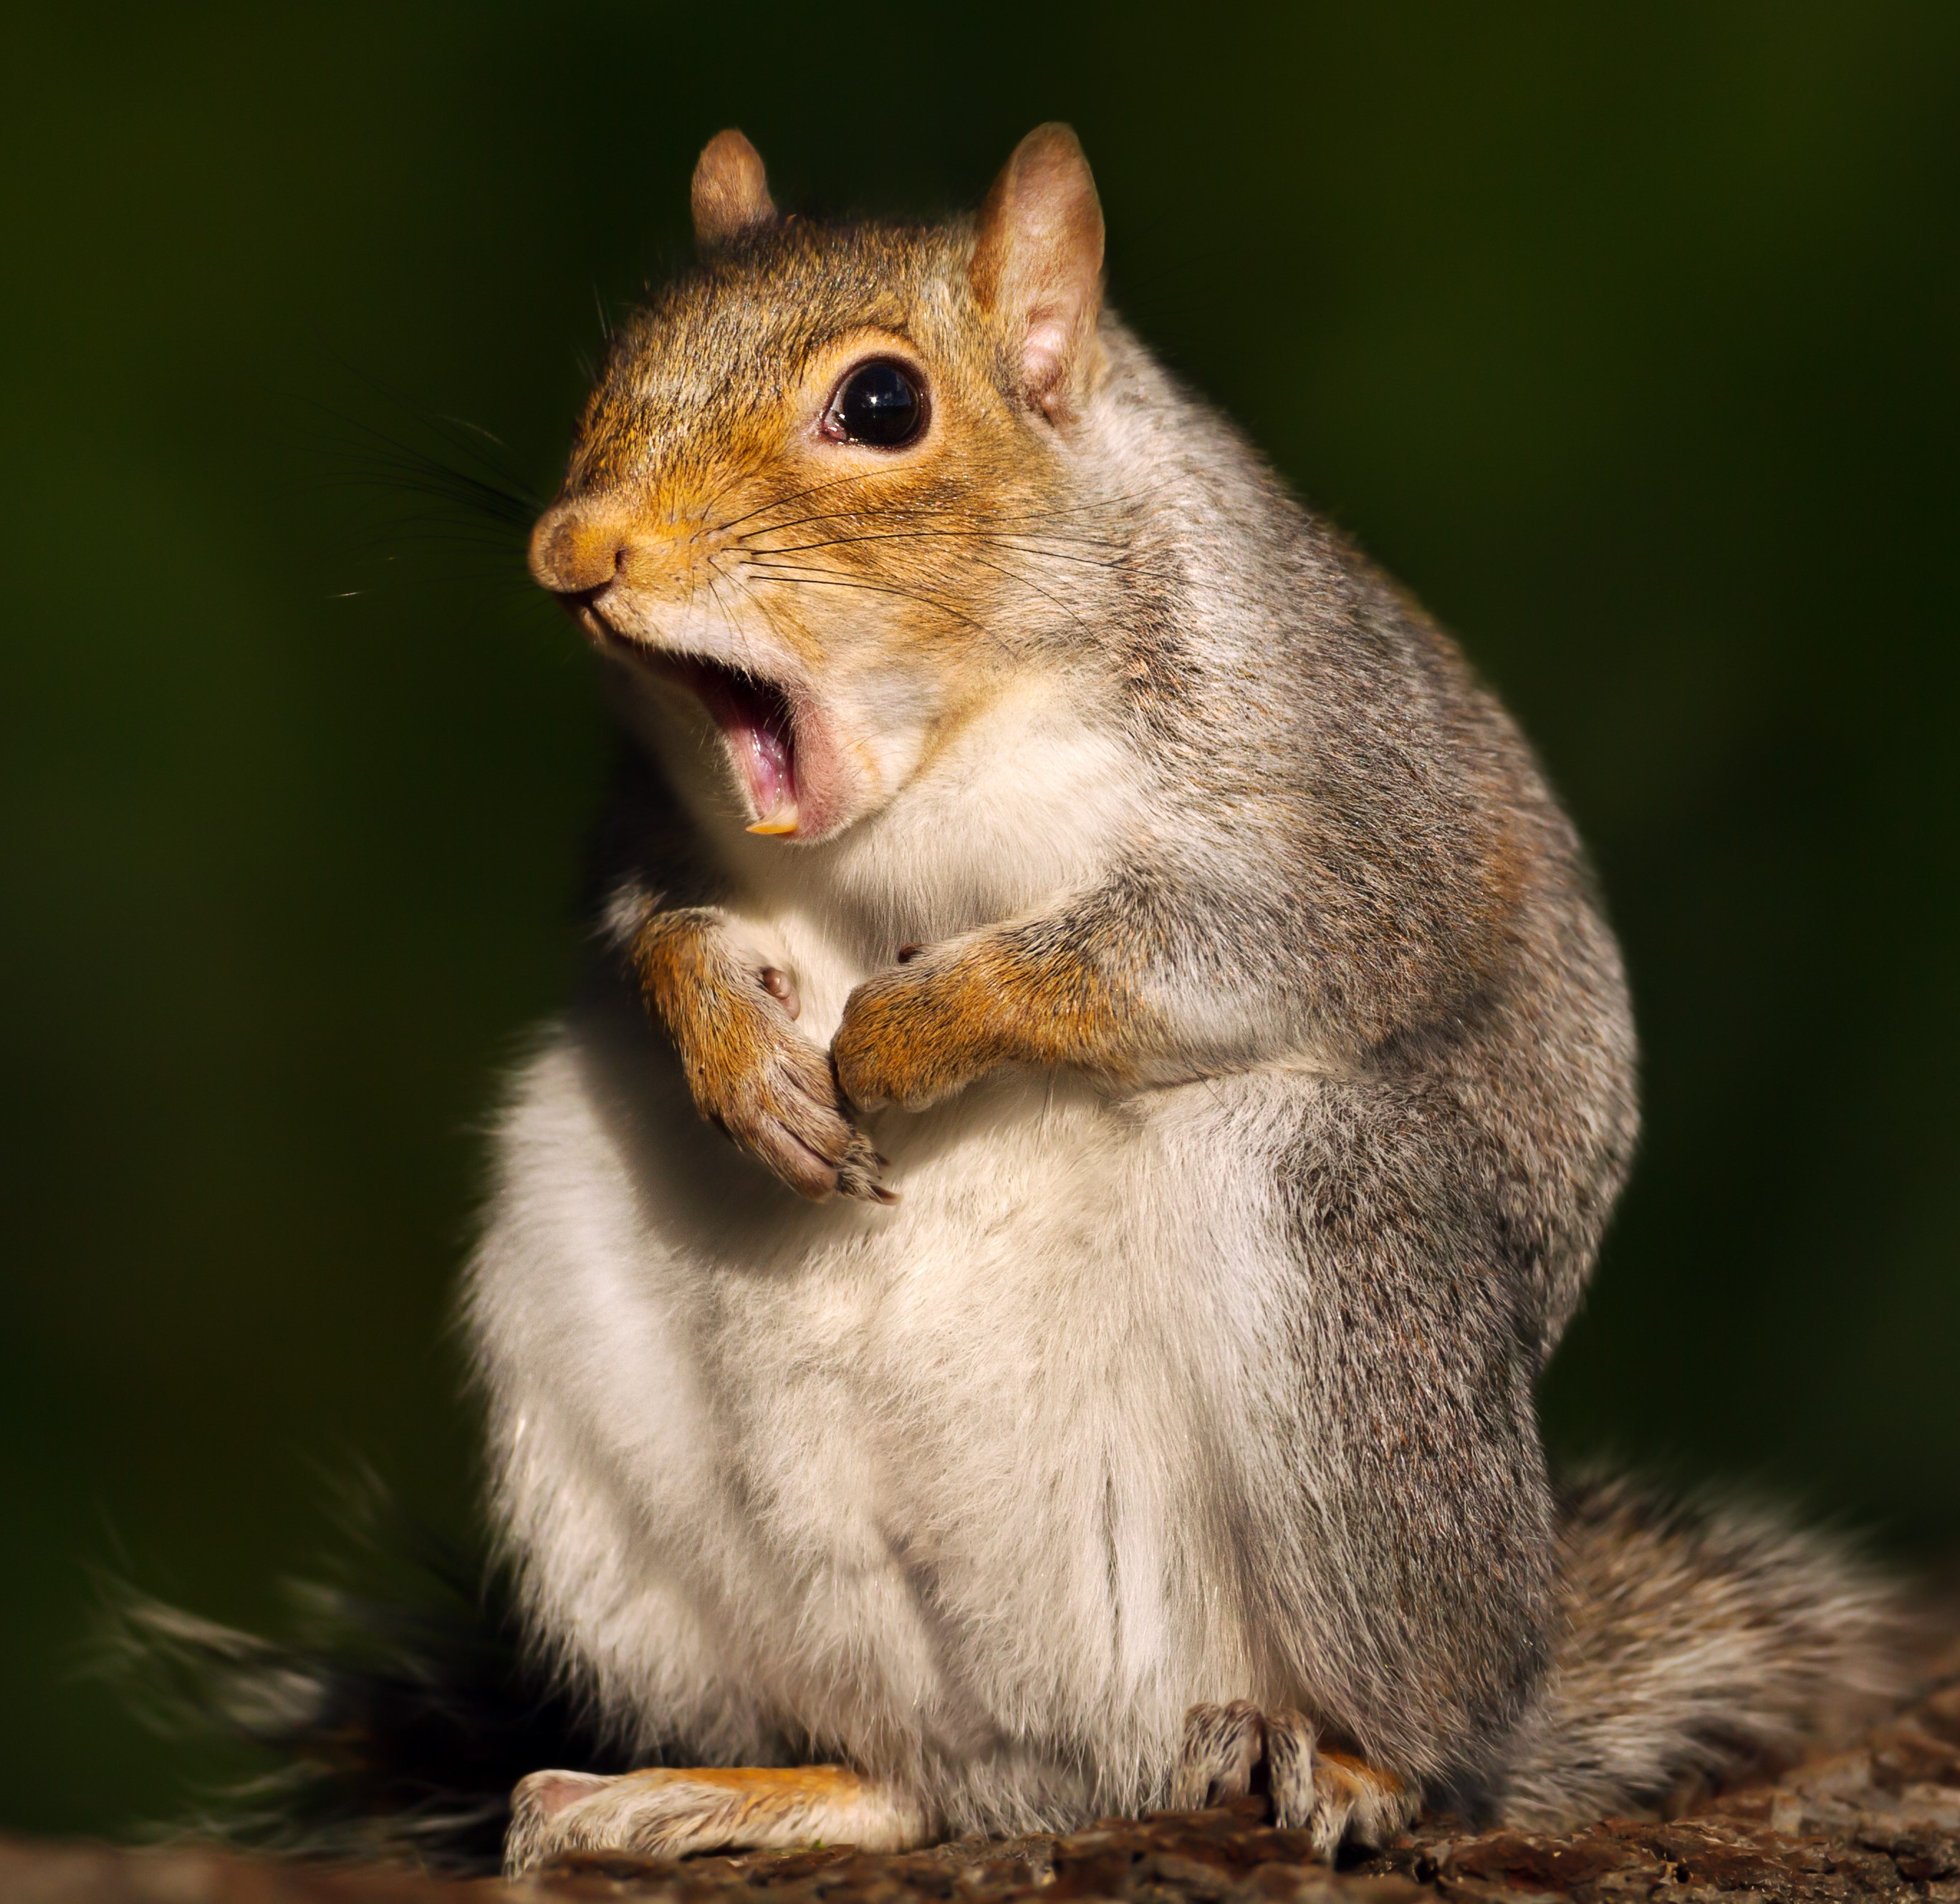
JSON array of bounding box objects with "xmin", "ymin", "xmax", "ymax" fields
[
  {"xmin": 1502, "ymin": 1473, "xmax": 1911, "ymax": 1829},
  {"xmin": 103, "ymin": 1512, "xmax": 625, "ymax": 1873}
]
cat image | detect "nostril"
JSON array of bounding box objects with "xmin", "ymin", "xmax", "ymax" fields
[{"xmin": 530, "ymin": 510, "xmax": 637, "ymax": 597}]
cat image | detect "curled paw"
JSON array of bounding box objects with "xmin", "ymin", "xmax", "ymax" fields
[
  {"xmin": 1170, "ymin": 1700, "xmax": 1417, "ymax": 1860},
  {"xmin": 832, "ymin": 956, "xmax": 986, "ymax": 1113},
  {"xmin": 686, "ymin": 964, "xmax": 891, "ymax": 1204}
]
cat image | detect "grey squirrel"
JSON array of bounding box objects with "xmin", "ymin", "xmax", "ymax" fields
[{"xmin": 465, "ymin": 125, "xmax": 1902, "ymax": 1875}]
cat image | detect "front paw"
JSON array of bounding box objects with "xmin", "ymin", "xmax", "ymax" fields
[
  {"xmin": 685, "ymin": 979, "xmax": 891, "ymax": 1204},
  {"xmin": 634, "ymin": 912, "xmax": 893, "ymax": 1204},
  {"xmin": 721, "ymin": 1022, "xmax": 891, "ymax": 1203},
  {"xmin": 832, "ymin": 958, "xmax": 988, "ymax": 1113}
]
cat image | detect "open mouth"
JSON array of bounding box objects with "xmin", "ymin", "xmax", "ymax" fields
[{"xmin": 666, "ymin": 655, "xmax": 803, "ymax": 836}]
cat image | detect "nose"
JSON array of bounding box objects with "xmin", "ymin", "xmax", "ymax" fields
[{"xmin": 527, "ymin": 501, "xmax": 636, "ymax": 599}]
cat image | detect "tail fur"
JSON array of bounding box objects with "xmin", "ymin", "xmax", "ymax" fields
[
  {"xmin": 104, "ymin": 1512, "xmax": 625, "ymax": 1872},
  {"xmin": 1501, "ymin": 1473, "xmax": 1911, "ymax": 1829}
]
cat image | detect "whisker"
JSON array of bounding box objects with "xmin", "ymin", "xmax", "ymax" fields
[
  {"xmin": 701, "ymin": 564, "xmax": 745, "ymax": 670},
  {"xmin": 740, "ymin": 565, "xmax": 1006, "ymax": 648},
  {"xmin": 753, "ymin": 542, "xmax": 1096, "ymax": 633},
  {"xmin": 302, "ymin": 356, "xmax": 544, "ymax": 503},
  {"xmin": 937, "ymin": 549, "xmax": 1093, "ymax": 631},
  {"xmin": 707, "ymin": 550, "xmax": 806, "ymax": 660},
  {"xmin": 695, "ymin": 461, "xmax": 765, "ymax": 524},
  {"xmin": 740, "ymin": 529, "xmax": 1107, "ymax": 635},
  {"xmin": 714, "ymin": 470, "xmax": 884, "ymax": 535},
  {"xmin": 741, "ymin": 504, "xmax": 1128, "ymax": 548},
  {"xmin": 297, "ymin": 406, "xmax": 543, "ymax": 529},
  {"xmin": 426, "ymin": 410, "xmax": 517, "ymax": 455},
  {"xmin": 743, "ymin": 529, "xmax": 1126, "ymax": 569}
]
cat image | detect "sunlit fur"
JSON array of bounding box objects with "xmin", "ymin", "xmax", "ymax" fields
[{"xmin": 469, "ymin": 133, "xmax": 1903, "ymax": 1870}]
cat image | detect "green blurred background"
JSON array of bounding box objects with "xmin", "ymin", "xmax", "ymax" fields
[{"xmin": 4, "ymin": 0, "xmax": 1956, "ymax": 1842}]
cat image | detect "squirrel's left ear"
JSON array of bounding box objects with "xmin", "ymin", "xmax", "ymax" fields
[
  {"xmin": 692, "ymin": 130, "xmax": 777, "ymax": 248},
  {"xmin": 971, "ymin": 125, "xmax": 1105, "ymax": 423}
]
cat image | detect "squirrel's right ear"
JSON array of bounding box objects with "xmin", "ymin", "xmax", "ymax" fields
[
  {"xmin": 691, "ymin": 130, "xmax": 777, "ymax": 248},
  {"xmin": 970, "ymin": 125, "xmax": 1106, "ymax": 423}
]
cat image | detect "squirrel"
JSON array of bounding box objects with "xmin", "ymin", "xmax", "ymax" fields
[{"xmin": 467, "ymin": 125, "xmax": 1904, "ymax": 1877}]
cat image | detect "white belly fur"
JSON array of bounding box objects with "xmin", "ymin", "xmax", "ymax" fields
[
  {"xmin": 466, "ymin": 681, "xmax": 1300, "ymax": 1832},
  {"xmin": 467, "ymin": 972, "xmax": 1300, "ymax": 1834}
]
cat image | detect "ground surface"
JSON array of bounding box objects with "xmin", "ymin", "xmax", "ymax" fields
[{"xmin": 9, "ymin": 1650, "xmax": 1960, "ymax": 1904}]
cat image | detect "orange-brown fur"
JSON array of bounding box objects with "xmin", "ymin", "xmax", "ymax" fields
[
  {"xmin": 504, "ymin": 1761, "xmax": 923, "ymax": 1870},
  {"xmin": 607, "ymin": 1764, "xmax": 868, "ymax": 1803},
  {"xmin": 1319, "ymin": 1752, "xmax": 1406, "ymax": 1804},
  {"xmin": 632, "ymin": 908, "xmax": 882, "ymax": 1201},
  {"xmin": 833, "ymin": 928, "xmax": 1151, "ymax": 1112},
  {"xmin": 533, "ymin": 234, "xmax": 1107, "ymax": 787},
  {"xmin": 631, "ymin": 910, "xmax": 780, "ymax": 1113}
]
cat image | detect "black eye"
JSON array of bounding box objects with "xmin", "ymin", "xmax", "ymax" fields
[{"xmin": 825, "ymin": 360, "xmax": 926, "ymax": 448}]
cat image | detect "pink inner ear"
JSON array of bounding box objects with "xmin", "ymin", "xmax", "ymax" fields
[
  {"xmin": 1024, "ymin": 317, "xmax": 1071, "ymax": 398},
  {"xmin": 971, "ymin": 128, "xmax": 1105, "ymax": 417}
]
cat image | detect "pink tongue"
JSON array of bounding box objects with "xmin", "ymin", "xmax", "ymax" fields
[
  {"xmin": 742, "ymin": 719, "xmax": 790, "ymax": 807},
  {"xmin": 677, "ymin": 658, "xmax": 799, "ymax": 832},
  {"xmin": 734, "ymin": 703, "xmax": 797, "ymax": 826}
]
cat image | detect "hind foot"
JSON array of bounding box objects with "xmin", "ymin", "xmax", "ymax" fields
[
  {"xmin": 1171, "ymin": 1701, "xmax": 1417, "ymax": 1859},
  {"xmin": 504, "ymin": 1764, "xmax": 929, "ymax": 1877}
]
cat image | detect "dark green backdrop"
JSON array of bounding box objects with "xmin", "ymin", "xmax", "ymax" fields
[{"xmin": 4, "ymin": 0, "xmax": 1956, "ymax": 1842}]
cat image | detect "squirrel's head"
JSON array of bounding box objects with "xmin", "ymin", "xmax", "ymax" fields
[{"xmin": 528, "ymin": 125, "xmax": 1112, "ymax": 844}]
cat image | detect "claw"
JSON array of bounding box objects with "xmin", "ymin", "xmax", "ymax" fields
[
  {"xmin": 836, "ymin": 1131, "xmax": 898, "ymax": 1205},
  {"xmin": 1171, "ymin": 1703, "xmax": 1413, "ymax": 1860},
  {"xmin": 1171, "ymin": 1700, "xmax": 1264, "ymax": 1809}
]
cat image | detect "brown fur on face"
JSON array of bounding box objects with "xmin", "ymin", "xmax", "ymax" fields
[{"xmin": 522, "ymin": 134, "xmax": 1130, "ymax": 853}]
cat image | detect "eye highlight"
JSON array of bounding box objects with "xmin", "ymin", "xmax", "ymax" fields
[{"xmin": 822, "ymin": 360, "xmax": 927, "ymax": 449}]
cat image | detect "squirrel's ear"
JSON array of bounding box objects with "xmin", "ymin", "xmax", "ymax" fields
[
  {"xmin": 970, "ymin": 124, "xmax": 1105, "ymax": 423},
  {"xmin": 692, "ymin": 129, "xmax": 777, "ymax": 248}
]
